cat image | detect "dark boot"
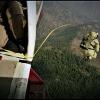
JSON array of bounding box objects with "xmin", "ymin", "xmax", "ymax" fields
[
  {"xmin": 3, "ymin": 39, "xmax": 26, "ymax": 53},
  {"xmin": 3, "ymin": 40, "xmax": 19, "ymax": 52}
]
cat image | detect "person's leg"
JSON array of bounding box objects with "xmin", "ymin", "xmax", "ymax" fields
[
  {"xmin": 0, "ymin": 24, "xmax": 8, "ymax": 48},
  {"xmin": 0, "ymin": 1, "xmax": 19, "ymax": 52},
  {"xmin": 6, "ymin": 1, "xmax": 26, "ymax": 40},
  {"xmin": 6, "ymin": 1, "xmax": 26, "ymax": 53},
  {"xmin": 0, "ymin": 16, "xmax": 8, "ymax": 49},
  {"xmin": 88, "ymin": 50, "xmax": 97, "ymax": 60},
  {"xmin": 92, "ymin": 52, "xmax": 97, "ymax": 59},
  {"xmin": 0, "ymin": 2, "xmax": 8, "ymax": 48}
]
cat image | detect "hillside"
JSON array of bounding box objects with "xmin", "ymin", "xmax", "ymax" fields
[
  {"xmin": 32, "ymin": 1, "xmax": 100, "ymax": 99},
  {"xmin": 36, "ymin": 1, "xmax": 100, "ymax": 40}
]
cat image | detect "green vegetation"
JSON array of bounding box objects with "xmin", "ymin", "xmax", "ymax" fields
[{"xmin": 32, "ymin": 25, "xmax": 100, "ymax": 99}]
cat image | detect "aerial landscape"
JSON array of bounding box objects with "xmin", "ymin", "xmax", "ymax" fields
[{"xmin": 33, "ymin": 1, "xmax": 100, "ymax": 98}]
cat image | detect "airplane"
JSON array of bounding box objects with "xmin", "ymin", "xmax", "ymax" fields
[{"xmin": 0, "ymin": 1, "xmax": 44, "ymax": 99}]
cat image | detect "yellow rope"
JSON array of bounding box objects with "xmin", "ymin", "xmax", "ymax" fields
[
  {"xmin": 33, "ymin": 23, "xmax": 71, "ymax": 58},
  {"xmin": 0, "ymin": 23, "xmax": 71, "ymax": 59},
  {"xmin": 0, "ymin": 48, "xmax": 25, "ymax": 58}
]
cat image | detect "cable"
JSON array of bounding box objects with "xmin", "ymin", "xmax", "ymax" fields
[
  {"xmin": 0, "ymin": 24, "xmax": 71, "ymax": 60},
  {"xmin": 33, "ymin": 23, "xmax": 71, "ymax": 58}
]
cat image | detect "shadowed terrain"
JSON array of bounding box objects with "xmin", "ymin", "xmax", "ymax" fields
[{"xmin": 32, "ymin": 1, "xmax": 100, "ymax": 99}]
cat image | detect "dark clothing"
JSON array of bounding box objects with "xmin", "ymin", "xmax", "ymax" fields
[{"xmin": 0, "ymin": 1, "xmax": 26, "ymax": 53}]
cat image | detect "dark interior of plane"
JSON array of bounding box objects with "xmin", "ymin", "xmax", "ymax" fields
[{"xmin": 1, "ymin": 1, "xmax": 28, "ymax": 54}]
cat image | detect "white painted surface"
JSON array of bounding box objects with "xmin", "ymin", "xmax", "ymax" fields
[
  {"xmin": 27, "ymin": 1, "xmax": 36, "ymax": 61},
  {"xmin": 13, "ymin": 63, "xmax": 31, "ymax": 78},
  {"xmin": 37, "ymin": 1, "xmax": 43, "ymax": 23},
  {"xmin": 8, "ymin": 63, "xmax": 31, "ymax": 99}
]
